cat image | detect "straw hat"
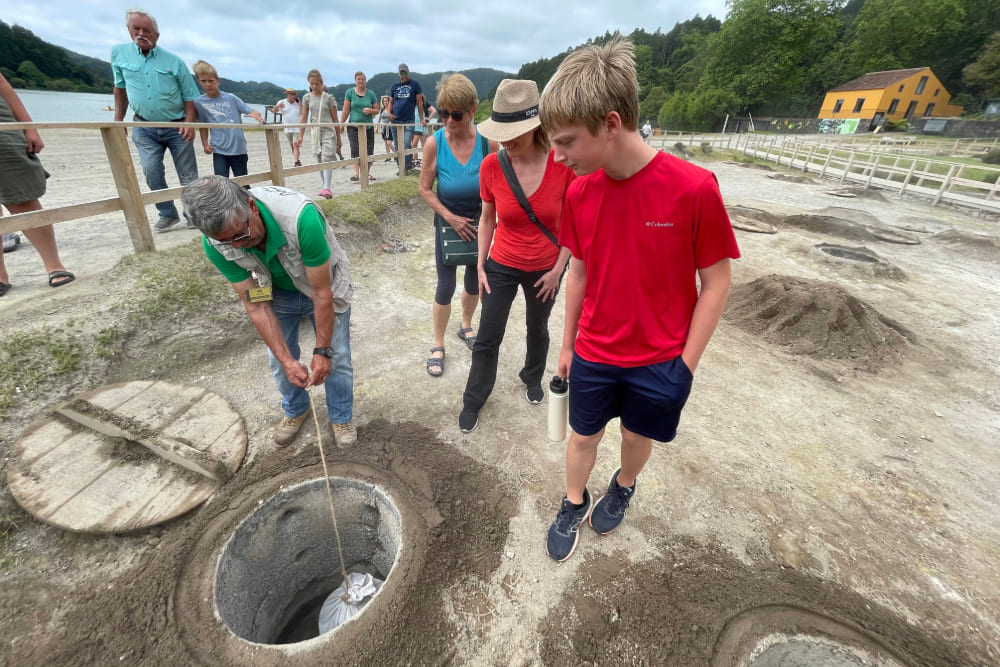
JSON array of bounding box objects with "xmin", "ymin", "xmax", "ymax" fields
[
  {"xmin": 477, "ymin": 79, "xmax": 541, "ymax": 143},
  {"xmin": 284, "ymin": 87, "xmax": 296, "ymax": 93}
]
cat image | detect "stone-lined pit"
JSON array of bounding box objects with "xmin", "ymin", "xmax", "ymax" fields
[{"xmin": 214, "ymin": 477, "xmax": 400, "ymax": 645}]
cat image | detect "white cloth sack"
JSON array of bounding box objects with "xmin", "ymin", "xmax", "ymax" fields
[{"xmin": 318, "ymin": 572, "xmax": 383, "ymax": 633}]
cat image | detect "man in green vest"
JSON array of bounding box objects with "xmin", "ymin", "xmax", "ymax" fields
[{"xmin": 181, "ymin": 176, "xmax": 356, "ymax": 447}]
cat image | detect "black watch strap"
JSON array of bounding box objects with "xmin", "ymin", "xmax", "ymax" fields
[{"xmin": 313, "ymin": 347, "xmax": 334, "ymax": 358}]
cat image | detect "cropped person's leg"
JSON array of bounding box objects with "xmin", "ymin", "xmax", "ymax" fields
[
  {"xmin": 462, "ymin": 260, "xmax": 518, "ymax": 413},
  {"xmin": 132, "ymin": 126, "xmax": 177, "ymax": 220},
  {"xmin": 519, "ymin": 268, "xmax": 557, "ymax": 391}
]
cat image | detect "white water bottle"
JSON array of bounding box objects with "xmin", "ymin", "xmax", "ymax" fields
[{"xmin": 548, "ymin": 376, "xmax": 569, "ymax": 442}]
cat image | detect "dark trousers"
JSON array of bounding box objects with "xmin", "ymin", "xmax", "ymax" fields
[
  {"xmin": 212, "ymin": 153, "xmax": 249, "ymax": 178},
  {"xmin": 462, "ymin": 258, "xmax": 559, "ymax": 413}
]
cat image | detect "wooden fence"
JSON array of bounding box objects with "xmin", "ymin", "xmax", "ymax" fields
[
  {"xmin": 0, "ymin": 120, "xmax": 420, "ymax": 254},
  {"xmin": 731, "ymin": 134, "xmax": 1000, "ymax": 213}
]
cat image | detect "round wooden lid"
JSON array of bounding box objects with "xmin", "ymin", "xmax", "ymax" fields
[{"xmin": 8, "ymin": 381, "xmax": 247, "ymax": 534}]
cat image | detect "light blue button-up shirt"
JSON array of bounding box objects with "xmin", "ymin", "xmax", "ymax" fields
[{"xmin": 110, "ymin": 42, "xmax": 199, "ymax": 121}]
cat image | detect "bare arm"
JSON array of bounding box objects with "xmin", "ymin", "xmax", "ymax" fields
[
  {"xmin": 113, "ymin": 87, "xmax": 129, "ymax": 123},
  {"xmin": 200, "ymin": 127, "xmax": 212, "ymax": 153},
  {"xmin": 304, "ymin": 261, "xmax": 334, "ymax": 386},
  {"xmin": 247, "ymin": 109, "xmax": 263, "ymax": 124},
  {"xmin": 232, "ymin": 277, "xmax": 309, "ymax": 387},
  {"xmin": 0, "ymin": 73, "xmax": 43, "ymax": 152},
  {"xmin": 339, "ymin": 98, "xmax": 351, "ymax": 124},
  {"xmin": 557, "ymin": 257, "xmax": 586, "ymax": 379},
  {"xmin": 476, "ymin": 201, "xmax": 498, "ymax": 295},
  {"xmin": 417, "ymin": 135, "xmax": 477, "ymax": 240},
  {"xmin": 681, "ymin": 258, "xmax": 732, "ymax": 373},
  {"xmin": 180, "ymin": 100, "xmax": 196, "ymax": 141}
]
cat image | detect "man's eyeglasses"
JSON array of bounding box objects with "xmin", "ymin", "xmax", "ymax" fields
[
  {"xmin": 216, "ymin": 216, "xmax": 251, "ymax": 246},
  {"xmin": 439, "ymin": 109, "xmax": 464, "ymax": 122}
]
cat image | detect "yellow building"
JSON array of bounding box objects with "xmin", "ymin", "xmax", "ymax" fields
[{"xmin": 818, "ymin": 67, "xmax": 963, "ymax": 125}]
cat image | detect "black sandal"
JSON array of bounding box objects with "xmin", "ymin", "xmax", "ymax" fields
[
  {"xmin": 457, "ymin": 328, "xmax": 476, "ymax": 351},
  {"xmin": 426, "ymin": 347, "xmax": 445, "ymax": 377}
]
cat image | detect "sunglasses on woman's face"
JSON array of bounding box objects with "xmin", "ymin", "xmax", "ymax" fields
[{"xmin": 439, "ymin": 109, "xmax": 465, "ymax": 122}]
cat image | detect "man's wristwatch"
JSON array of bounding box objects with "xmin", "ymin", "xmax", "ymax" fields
[{"xmin": 313, "ymin": 347, "xmax": 334, "ymax": 359}]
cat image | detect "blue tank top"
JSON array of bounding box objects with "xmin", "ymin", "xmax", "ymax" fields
[{"xmin": 434, "ymin": 127, "xmax": 487, "ymax": 219}]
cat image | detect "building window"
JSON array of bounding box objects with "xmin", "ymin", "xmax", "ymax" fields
[
  {"xmin": 905, "ymin": 101, "xmax": 918, "ymax": 118},
  {"xmin": 833, "ymin": 98, "xmax": 844, "ymax": 113},
  {"xmin": 887, "ymin": 99, "xmax": 900, "ymax": 114},
  {"xmin": 899, "ymin": 85, "xmax": 904, "ymax": 92},
  {"xmin": 853, "ymin": 98, "xmax": 865, "ymax": 113},
  {"xmin": 915, "ymin": 76, "xmax": 928, "ymax": 95},
  {"xmin": 934, "ymin": 88, "xmax": 940, "ymax": 97},
  {"xmin": 925, "ymin": 103, "xmax": 935, "ymax": 116}
]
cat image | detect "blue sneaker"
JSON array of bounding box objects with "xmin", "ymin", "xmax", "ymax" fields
[
  {"xmin": 589, "ymin": 469, "xmax": 635, "ymax": 535},
  {"xmin": 546, "ymin": 488, "xmax": 592, "ymax": 562}
]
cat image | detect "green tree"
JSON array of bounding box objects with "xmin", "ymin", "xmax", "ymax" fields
[
  {"xmin": 640, "ymin": 86, "xmax": 668, "ymax": 125},
  {"xmin": 700, "ymin": 0, "xmax": 843, "ymax": 115},
  {"xmin": 963, "ymin": 31, "xmax": 1000, "ymax": 98},
  {"xmin": 17, "ymin": 60, "xmax": 46, "ymax": 87}
]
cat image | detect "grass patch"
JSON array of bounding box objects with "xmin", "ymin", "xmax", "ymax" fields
[
  {"xmin": 0, "ymin": 240, "xmax": 232, "ymax": 422},
  {"xmin": 318, "ymin": 176, "xmax": 420, "ymax": 228}
]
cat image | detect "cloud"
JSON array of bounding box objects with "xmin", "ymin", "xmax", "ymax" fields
[{"xmin": 3, "ymin": 1, "xmax": 728, "ymax": 88}]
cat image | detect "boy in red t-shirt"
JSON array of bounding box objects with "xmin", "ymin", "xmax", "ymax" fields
[{"xmin": 540, "ymin": 37, "xmax": 741, "ymax": 562}]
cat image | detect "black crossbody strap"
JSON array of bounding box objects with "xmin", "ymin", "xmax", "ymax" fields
[{"xmin": 498, "ymin": 149, "xmax": 559, "ymax": 248}]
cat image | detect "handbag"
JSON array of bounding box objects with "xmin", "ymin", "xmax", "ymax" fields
[
  {"xmin": 497, "ymin": 149, "xmax": 559, "ymax": 248},
  {"xmin": 437, "ymin": 213, "xmax": 479, "ymax": 266},
  {"xmin": 437, "ymin": 135, "xmax": 491, "ymax": 266}
]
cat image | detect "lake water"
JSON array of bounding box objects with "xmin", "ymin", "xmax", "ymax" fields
[{"xmin": 16, "ymin": 89, "xmax": 269, "ymax": 123}]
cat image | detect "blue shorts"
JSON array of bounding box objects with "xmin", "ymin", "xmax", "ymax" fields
[{"xmin": 568, "ymin": 351, "xmax": 693, "ymax": 442}]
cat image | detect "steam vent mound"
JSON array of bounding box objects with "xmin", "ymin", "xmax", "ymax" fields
[{"xmin": 726, "ymin": 274, "xmax": 913, "ymax": 371}]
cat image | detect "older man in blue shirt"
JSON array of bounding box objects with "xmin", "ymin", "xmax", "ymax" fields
[{"xmin": 111, "ymin": 9, "xmax": 199, "ymax": 232}]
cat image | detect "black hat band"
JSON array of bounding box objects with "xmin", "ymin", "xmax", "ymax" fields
[{"xmin": 491, "ymin": 106, "xmax": 539, "ymax": 123}]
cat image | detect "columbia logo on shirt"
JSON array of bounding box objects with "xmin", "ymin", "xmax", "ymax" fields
[{"xmin": 646, "ymin": 221, "xmax": 675, "ymax": 228}]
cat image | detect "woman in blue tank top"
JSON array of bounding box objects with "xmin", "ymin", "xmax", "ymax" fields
[{"xmin": 418, "ymin": 74, "xmax": 494, "ymax": 378}]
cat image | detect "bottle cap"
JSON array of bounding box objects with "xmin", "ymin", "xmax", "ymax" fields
[{"xmin": 549, "ymin": 376, "xmax": 568, "ymax": 393}]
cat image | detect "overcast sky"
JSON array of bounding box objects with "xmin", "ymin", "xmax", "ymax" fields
[{"xmin": 3, "ymin": 1, "xmax": 729, "ymax": 89}]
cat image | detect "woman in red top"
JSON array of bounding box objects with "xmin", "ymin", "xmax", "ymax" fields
[{"xmin": 459, "ymin": 80, "xmax": 575, "ymax": 433}]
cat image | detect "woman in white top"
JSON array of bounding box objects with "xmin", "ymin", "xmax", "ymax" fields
[{"xmin": 274, "ymin": 88, "xmax": 303, "ymax": 166}]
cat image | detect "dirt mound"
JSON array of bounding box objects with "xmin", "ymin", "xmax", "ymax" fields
[
  {"xmin": 725, "ymin": 275, "xmax": 914, "ymax": 371},
  {"xmin": 779, "ymin": 214, "xmax": 872, "ymax": 243},
  {"xmin": 768, "ymin": 173, "xmax": 816, "ymax": 185},
  {"xmin": 726, "ymin": 205, "xmax": 778, "ymax": 234},
  {"xmin": 931, "ymin": 229, "xmax": 1000, "ymax": 262},
  {"xmin": 826, "ymin": 187, "xmax": 888, "ymax": 201}
]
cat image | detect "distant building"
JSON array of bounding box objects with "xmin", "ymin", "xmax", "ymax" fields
[{"xmin": 818, "ymin": 68, "xmax": 963, "ymax": 128}]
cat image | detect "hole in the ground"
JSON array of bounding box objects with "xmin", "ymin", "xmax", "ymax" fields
[
  {"xmin": 714, "ymin": 605, "xmax": 908, "ymax": 666},
  {"xmin": 816, "ymin": 244, "xmax": 880, "ymax": 263},
  {"xmin": 214, "ymin": 477, "xmax": 400, "ymax": 645}
]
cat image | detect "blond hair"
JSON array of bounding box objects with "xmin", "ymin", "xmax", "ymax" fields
[
  {"xmin": 192, "ymin": 60, "xmax": 218, "ymax": 79},
  {"xmin": 436, "ymin": 74, "xmax": 478, "ymax": 112},
  {"xmin": 540, "ymin": 36, "xmax": 639, "ymax": 134}
]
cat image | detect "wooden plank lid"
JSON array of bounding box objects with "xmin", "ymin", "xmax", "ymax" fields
[{"xmin": 7, "ymin": 381, "xmax": 247, "ymax": 534}]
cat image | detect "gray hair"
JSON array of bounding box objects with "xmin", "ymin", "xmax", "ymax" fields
[
  {"xmin": 125, "ymin": 8, "xmax": 159, "ymax": 33},
  {"xmin": 181, "ymin": 176, "xmax": 250, "ymax": 236}
]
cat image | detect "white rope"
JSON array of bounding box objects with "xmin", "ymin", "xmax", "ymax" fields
[{"xmin": 308, "ymin": 387, "xmax": 350, "ymax": 588}]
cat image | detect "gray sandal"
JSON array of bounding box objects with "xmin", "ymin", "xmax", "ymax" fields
[{"xmin": 426, "ymin": 347, "xmax": 445, "ymax": 377}]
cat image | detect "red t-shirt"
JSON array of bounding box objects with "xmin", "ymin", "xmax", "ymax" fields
[
  {"xmin": 560, "ymin": 151, "xmax": 740, "ymax": 367},
  {"xmin": 480, "ymin": 151, "xmax": 576, "ymax": 271}
]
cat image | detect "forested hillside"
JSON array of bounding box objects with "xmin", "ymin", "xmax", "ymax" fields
[
  {"xmin": 516, "ymin": 0, "xmax": 1000, "ymax": 130},
  {"xmin": 0, "ymin": 22, "xmax": 112, "ymax": 93}
]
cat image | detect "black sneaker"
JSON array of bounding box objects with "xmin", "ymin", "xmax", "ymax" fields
[
  {"xmin": 589, "ymin": 468, "xmax": 635, "ymax": 535},
  {"xmin": 525, "ymin": 385, "xmax": 544, "ymax": 404},
  {"xmin": 154, "ymin": 216, "xmax": 181, "ymax": 232},
  {"xmin": 459, "ymin": 409, "xmax": 479, "ymax": 433},
  {"xmin": 546, "ymin": 489, "xmax": 592, "ymax": 562}
]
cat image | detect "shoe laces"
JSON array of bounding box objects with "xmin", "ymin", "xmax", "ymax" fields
[
  {"xmin": 553, "ymin": 498, "xmax": 583, "ymax": 534},
  {"xmin": 604, "ymin": 483, "xmax": 633, "ymax": 515}
]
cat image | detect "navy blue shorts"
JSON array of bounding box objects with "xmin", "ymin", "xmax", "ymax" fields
[{"xmin": 568, "ymin": 351, "xmax": 693, "ymax": 442}]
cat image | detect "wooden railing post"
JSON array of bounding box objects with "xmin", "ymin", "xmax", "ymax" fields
[
  {"xmin": 933, "ymin": 164, "xmax": 956, "ymax": 206},
  {"xmin": 359, "ymin": 123, "xmax": 370, "ymax": 188},
  {"xmin": 265, "ymin": 127, "xmax": 286, "ymax": 187},
  {"xmin": 100, "ymin": 126, "xmax": 155, "ymax": 254}
]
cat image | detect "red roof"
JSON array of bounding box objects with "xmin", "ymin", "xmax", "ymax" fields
[{"xmin": 829, "ymin": 68, "xmax": 929, "ymax": 93}]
